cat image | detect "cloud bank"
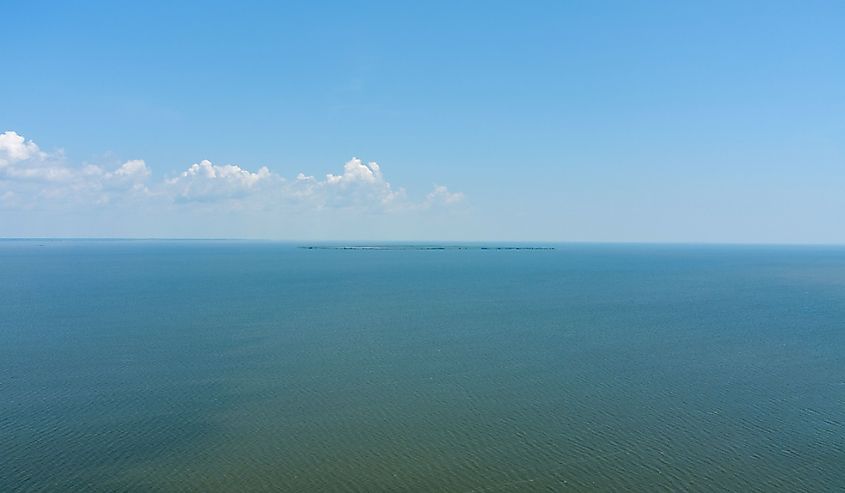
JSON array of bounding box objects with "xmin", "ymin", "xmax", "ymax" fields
[{"xmin": 0, "ymin": 130, "xmax": 464, "ymax": 215}]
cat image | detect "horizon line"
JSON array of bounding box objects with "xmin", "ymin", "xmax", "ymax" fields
[{"xmin": 2, "ymin": 237, "xmax": 845, "ymax": 248}]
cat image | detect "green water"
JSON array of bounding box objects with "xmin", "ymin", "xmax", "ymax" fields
[{"xmin": 1, "ymin": 241, "xmax": 843, "ymax": 491}]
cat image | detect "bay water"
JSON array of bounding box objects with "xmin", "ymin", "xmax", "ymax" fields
[{"xmin": 2, "ymin": 241, "xmax": 843, "ymax": 491}]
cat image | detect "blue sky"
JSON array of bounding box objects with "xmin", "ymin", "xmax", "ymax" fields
[{"xmin": 1, "ymin": 1, "xmax": 843, "ymax": 242}]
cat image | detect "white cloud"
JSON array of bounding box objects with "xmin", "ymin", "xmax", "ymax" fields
[
  {"xmin": 0, "ymin": 131, "xmax": 464, "ymax": 214},
  {"xmin": 164, "ymin": 160, "xmax": 275, "ymax": 202},
  {"xmin": 0, "ymin": 130, "xmax": 72, "ymax": 182},
  {"xmin": 425, "ymin": 185, "xmax": 465, "ymax": 207},
  {"xmin": 115, "ymin": 159, "xmax": 151, "ymax": 179},
  {"xmin": 290, "ymin": 158, "xmax": 410, "ymax": 210},
  {"xmin": 82, "ymin": 159, "xmax": 151, "ymax": 185},
  {"xmin": 326, "ymin": 158, "xmax": 382, "ymax": 184},
  {"xmin": 0, "ymin": 131, "xmax": 45, "ymax": 167}
]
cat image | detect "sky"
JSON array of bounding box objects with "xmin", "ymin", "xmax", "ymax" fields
[{"xmin": 1, "ymin": 0, "xmax": 843, "ymax": 242}]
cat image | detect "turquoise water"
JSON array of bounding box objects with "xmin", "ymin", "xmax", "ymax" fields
[{"xmin": 1, "ymin": 241, "xmax": 843, "ymax": 491}]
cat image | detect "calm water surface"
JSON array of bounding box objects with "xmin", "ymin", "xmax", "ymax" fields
[{"xmin": 1, "ymin": 241, "xmax": 843, "ymax": 491}]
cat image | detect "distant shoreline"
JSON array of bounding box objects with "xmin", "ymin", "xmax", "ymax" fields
[{"xmin": 300, "ymin": 245, "xmax": 555, "ymax": 250}]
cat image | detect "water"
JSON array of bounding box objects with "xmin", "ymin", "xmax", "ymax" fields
[{"xmin": 1, "ymin": 240, "xmax": 843, "ymax": 491}]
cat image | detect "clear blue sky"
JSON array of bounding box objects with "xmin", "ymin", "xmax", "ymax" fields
[{"xmin": 1, "ymin": 1, "xmax": 843, "ymax": 242}]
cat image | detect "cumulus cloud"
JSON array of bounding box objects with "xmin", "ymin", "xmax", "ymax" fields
[
  {"xmin": 0, "ymin": 130, "xmax": 72, "ymax": 182},
  {"xmin": 82, "ymin": 159, "xmax": 151, "ymax": 185},
  {"xmin": 425, "ymin": 185, "xmax": 465, "ymax": 208},
  {"xmin": 164, "ymin": 160, "xmax": 275, "ymax": 202},
  {"xmin": 0, "ymin": 130, "xmax": 464, "ymax": 213},
  {"xmin": 0, "ymin": 132, "xmax": 152, "ymax": 208},
  {"xmin": 291, "ymin": 158, "xmax": 409, "ymax": 210},
  {"xmin": 115, "ymin": 159, "xmax": 151, "ymax": 179},
  {"xmin": 0, "ymin": 131, "xmax": 45, "ymax": 166}
]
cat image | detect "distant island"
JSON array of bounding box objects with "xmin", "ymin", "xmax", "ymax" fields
[{"xmin": 300, "ymin": 245, "xmax": 555, "ymax": 250}]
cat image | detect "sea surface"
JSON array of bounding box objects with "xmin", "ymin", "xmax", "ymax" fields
[{"xmin": 1, "ymin": 240, "xmax": 843, "ymax": 492}]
